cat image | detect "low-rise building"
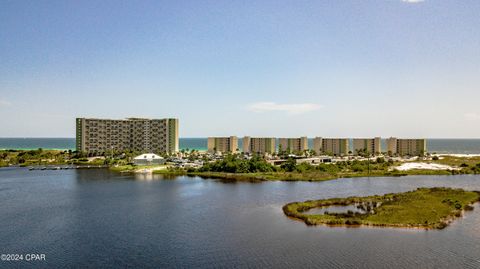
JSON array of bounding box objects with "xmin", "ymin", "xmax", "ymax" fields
[
  {"xmin": 353, "ymin": 137, "xmax": 381, "ymax": 156},
  {"xmin": 133, "ymin": 153, "xmax": 165, "ymax": 165},
  {"xmin": 278, "ymin": 137, "xmax": 308, "ymax": 154},
  {"xmin": 386, "ymin": 137, "xmax": 427, "ymax": 156},
  {"xmin": 207, "ymin": 136, "xmax": 238, "ymax": 153},
  {"xmin": 243, "ymin": 137, "xmax": 276, "ymax": 154},
  {"xmin": 295, "ymin": 156, "xmax": 332, "ymax": 165}
]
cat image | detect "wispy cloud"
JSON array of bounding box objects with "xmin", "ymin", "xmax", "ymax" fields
[
  {"xmin": 401, "ymin": 0, "xmax": 425, "ymax": 3},
  {"xmin": 247, "ymin": 102, "xmax": 322, "ymax": 115},
  {"xmin": 0, "ymin": 99, "xmax": 11, "ymax": 107},
  {"xmin": 464, "ymin": 112, "xmax": 480, "ymax": 121}
]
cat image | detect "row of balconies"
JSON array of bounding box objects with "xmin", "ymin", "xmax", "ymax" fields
[
  {"xmin": 85, "ymin": 129, "xmax": 166, "ymax": 134},
  {"xmin": 84, "ymin": 138, "xmax": 168, "ymax": 145}
]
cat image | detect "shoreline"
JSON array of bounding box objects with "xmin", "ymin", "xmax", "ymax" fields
[
  {"xmin": 0, "ymin": 166, "xmax": 466, "ymax": 182},
  {"xmin": 2, "ymin": 149, "xmax": 480, "ymax": 182},
  {"xmin": 282, "ymin": 188, "xmax": 480, "ymax": 229},
  {"xmin": 152, "ymin": 169, "xmax": 457, "ymax": 182}
]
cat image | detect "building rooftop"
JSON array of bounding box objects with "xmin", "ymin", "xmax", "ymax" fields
[{"xmin": 133, "ymin": 153, "xmax": 164, "ymax": 161}]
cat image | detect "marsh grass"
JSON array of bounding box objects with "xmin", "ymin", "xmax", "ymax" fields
[{"xmin": 283, "ymin": 188, "xmax": 480, "ymax": 229}]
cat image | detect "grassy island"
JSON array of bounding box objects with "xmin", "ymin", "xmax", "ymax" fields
[{"xmin": 283, "ymin": 187, "xmax": 480, "ymax": 229}]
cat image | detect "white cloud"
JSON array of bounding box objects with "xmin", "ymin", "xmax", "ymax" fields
[
  {"xmin": 0, "ymin": 99, "xmax": 11, "ymax": 107},
  {"xmin": 247, "ymin": 102, "xmax": 322, "ymax": 115},
  {"xmin": 401, "ymin": 0, "xmax": 425, "ymax": 3},
  {"xmin": 464, "ymin": 112, "xmax": 480, "ymax": 121}
]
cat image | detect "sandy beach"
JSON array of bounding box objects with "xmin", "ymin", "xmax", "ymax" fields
[{"xmin": 394, "ymin": 162, "xmax": 459, "ymax": 171}]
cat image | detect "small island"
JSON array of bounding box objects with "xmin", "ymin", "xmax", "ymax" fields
[{"xmin": 283, "ymin": 188, "xmax": 480, "ymax": 229}]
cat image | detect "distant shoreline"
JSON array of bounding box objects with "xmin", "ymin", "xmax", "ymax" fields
[
  {"xmin": 0, "ymin": 147, "xmax": 209, "ymax": 151},
  {"xmin": 2, "ymin": 138, "xmax": 480, "ymax": 154},
  {"xmin": 3, "ymin": 148, "xmax": 480, "ymax": 155}
]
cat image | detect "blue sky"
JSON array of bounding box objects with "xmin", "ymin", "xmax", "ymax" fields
[{"xmin": 1, "ymin": 0, "xmax": 479, "ymax": 138}]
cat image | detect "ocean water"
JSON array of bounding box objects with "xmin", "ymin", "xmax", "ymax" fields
[
  {"xmin": 1, "ymin": 138, "xmax": 480, "ymax": 154},
  {"xmin": 1, "ymin": 169, "xmax": 480, "ymax": 268},
  {"xmin": 0, "ymin": 138, "xmax": 211, "ymax": 151}
]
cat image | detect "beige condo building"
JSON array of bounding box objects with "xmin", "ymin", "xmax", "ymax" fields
[
  {"xmin": 314, "ymin": 137, "xmax": 349, "ymax": 156},
  {"xmin": 312, "ymin": 137, "xmax": 323, "ymax": 154},
  {"xmin": 353, "ymin": 137, "xmax": 381, "ymax": 155},
  {"xmin": 386, "ymin": 137, "xmax": 427, "ymax": 156},
  {"xmin": 278, "ymin": 137, "xmax": 308, "ymax": 154},
  {"xmin": 207, "ymin": 136, "xmax": 238, "ymax": 153},
  {"xmin": 243, "ymin": 137, "xmax": 276, "ymax": 154},
  {"xmin": 76, "ymin": 117, "xmax": 179, "ymax": 154},
  {"xmin": 386, "ymin": 137, "xmax": 397, "ymax": 155}
]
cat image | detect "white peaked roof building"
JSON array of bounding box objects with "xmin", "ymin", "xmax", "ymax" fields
[{"xmin": 133, "ymin": 153, "xmax": 165, "ymax": 165}]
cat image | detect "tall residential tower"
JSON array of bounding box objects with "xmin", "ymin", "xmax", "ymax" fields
[
  {"xmin": 353, "ymin": 137, "xmax": 381, "ymax": 155},
  {"xmin": 314, "ymin": 137, "xmax": 349, "ymax": 156},
  {"xmin": 76, "ymin": 118, "xmax": 179, "ymax": 154},
  {"xmin": 278, "ymin": 137, "xmax": 308, "ymax": 154},
  {"xmin": 207, "ymin": 136, "xmax": 238, "ymax": 153},
  {"xmin": 243, "ymin": 137, "xmax": 276, "ymax": 154},
  {"xmin": 386, "ymin": 137, "xmax": 427, "ymax": 156}
]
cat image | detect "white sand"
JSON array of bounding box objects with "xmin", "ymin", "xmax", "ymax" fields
[
  {"xmin": 394, "ymin": 162, "xmax": 458, "ymax": 171},
  {"xmin": 436, "ymin": 154, "xmax": 480, "ymax": 158}
]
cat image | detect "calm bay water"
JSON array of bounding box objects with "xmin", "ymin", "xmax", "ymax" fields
[
  {"xmin": 1, "ymin": 138, "xmax": 480, "ymax": 153},
  {"xmin": 1, "ymin": 168, "xmax": 480, "ymax": 268}
]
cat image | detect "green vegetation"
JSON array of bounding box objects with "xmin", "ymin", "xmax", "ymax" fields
[
  {"xmin": 0, "ymin": 149, "xmax": 133, "ymax": 167},
  {"xmin": 198, "ymin": 155, "xmax": 276, "ymax": 173},
  {"xmin": 0, "ymin": 149, "xmax": 72, "ymax": 167},
  {"xmin": 109, "ymin": 164, "xmax": 138, "ymax": 172},
  {"xmin": 176, "ymin": 154, "xmax": 467, "ymax": 182},
  {"xmin": 430, "ymin": 155, "xmax": 480, "ymax": 173},
  {"xmin": 432, "ymin": 155, "xmax": 480, "ymax": 166},
  {"xmin": 109, "ymin": 164, "xmax": 168, "ymax": 173},
  {"xmin": 190, "ymin": 171, "xmax": 336, "ymax": 182},
  {"xmin": 6, "ymin": 149, "xmax": 480, "ymax": 184},
  {"xmin": 283, "ymin": 187, "xmax": 480, "ymax": 229}
]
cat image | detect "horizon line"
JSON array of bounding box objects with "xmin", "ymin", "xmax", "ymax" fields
[{"xmin": 1, "ymin": 137, "xmax": 480, "ymax": 139}]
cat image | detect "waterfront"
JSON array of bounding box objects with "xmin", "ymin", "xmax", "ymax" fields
[
  {"xmin": 2, "ymin": 138, "xmax": 480, "ymax": 154},
  {"xmin": 1, "ymin": 168, "xmax": 480, "ymax": 268}
]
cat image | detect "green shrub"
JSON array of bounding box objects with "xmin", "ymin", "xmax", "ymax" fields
[
  {"xmin": 351, "ymin": 164, "xmax": 364, "ymax": 172},
  {"xmin": 199, "ymin": 154, "xmax": 276, "ymax": 173}
]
